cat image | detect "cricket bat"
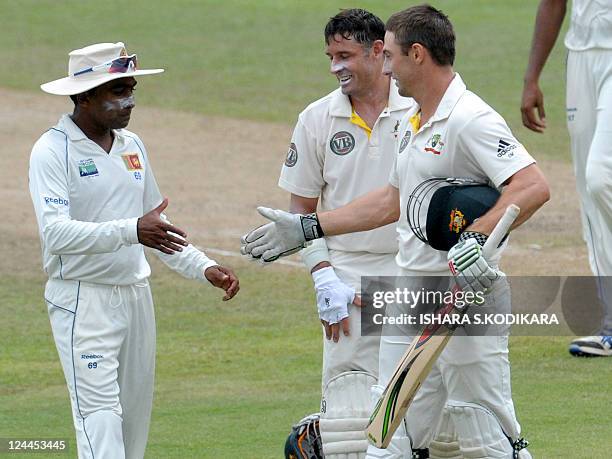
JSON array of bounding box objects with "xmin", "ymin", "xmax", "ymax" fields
[{"xmin": 366, "ymin": 204, "xmax": 520, "ymax": 448}]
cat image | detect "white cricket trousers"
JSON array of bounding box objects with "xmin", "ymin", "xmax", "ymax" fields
[
  {"xmin": 566, "ymin": 49, "xmax": 612, "ymax": 333},
  {"xmin": 322, "ymin": 251, "xmax": 398, "ymax": 387},
  {"xmin": 320, "ymin": 251, "xmax": 398, "ymax": 458},
  {"xmin": 45, "ymin": 278, "xmax": 156, "ymax": 459},
  {"xmin": 376, "ymin": 272, "xmax": 526, "ymax": 458}
]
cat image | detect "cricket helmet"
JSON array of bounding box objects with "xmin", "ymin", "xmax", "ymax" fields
[{"xmin": 407, "ymin": 177, "xmax": 500, "ymax": 251}]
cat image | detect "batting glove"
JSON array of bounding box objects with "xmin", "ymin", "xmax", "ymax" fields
[
  {"xmin": 312, "ymin": 267, "xmax": 355, "ymax": 324},
  {"xmin": 447, "ymin": 233, "xmax": 503, "ymax": 296},
  {"xmin": 240, "ymin": 207, "xmax": 324, "ymax": 263}
]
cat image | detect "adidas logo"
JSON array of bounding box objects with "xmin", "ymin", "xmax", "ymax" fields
[{"xmin": 497, "ymin": 139, "xmax": 517, "ymax": 157}]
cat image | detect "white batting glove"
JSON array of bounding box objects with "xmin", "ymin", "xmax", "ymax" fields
[
  {"xmin": 312, "ymin": 267, "xmax": 355, "ymax": 324},
  {"xmin": 240, "ymin": 207, "xmax": 324, "ymax": 263},
  {"xmin": 447, "ymin": 236, "xmax": 503, "ymax": 295}
]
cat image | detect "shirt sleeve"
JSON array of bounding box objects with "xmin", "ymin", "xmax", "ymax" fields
[
  {"xmin": 457, "ymin": 109, "xmax": 535, "ymax": 188},
  {"xmin": 29, "ymin": 135, "xmax": 139, "ymax": 256},
  {"xmin": 151, "ymin": 213, "xmax": 219, "ymax": 282},
  {"xmin": 135, "ymin": 136, "xmax": 218, "ymax": 281},
  {"xmin": 278, "ymin": 115, "xmax": 325, "ymax": 198},
  {"xmin": 151, "ymin": 234, "xmax": 219, "ymax": 281}
]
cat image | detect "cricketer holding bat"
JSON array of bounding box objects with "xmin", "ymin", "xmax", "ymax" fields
[
  {"xmin": 29, "ymin": 42, "xmax": 239, "ymax": 459},
  {"xmin": 243, "ymin": 5, "xmax": 549, "ymax": 458},
  {"xmin": 278, "ymin": 9, "xmax": 460, "ymax": 459}
]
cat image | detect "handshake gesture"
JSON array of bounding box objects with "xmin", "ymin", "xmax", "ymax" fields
[
  {"xmin": 138, "ymin": 198, "xmax": 239, "ymax": 300},
  {"xmin": 240, "ymin": 207, "xmax": 324, "ymax": 263}
]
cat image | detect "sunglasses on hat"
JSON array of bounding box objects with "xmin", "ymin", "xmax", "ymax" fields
[{"xmin": 72, "ymin": 54, "xmax": 138, "ymax": 77}]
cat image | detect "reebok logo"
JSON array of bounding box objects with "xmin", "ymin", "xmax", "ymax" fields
[
  {"xmin": 497, "ymin": 139, "xmax": 517, "ymax": 158},
  {"xmin": 81, "ymin": 354, "xmax": 104, "ymax": 359},
  {"xmin": 44, "ymin": 196, "xmax": 69, "ymax": 206}
]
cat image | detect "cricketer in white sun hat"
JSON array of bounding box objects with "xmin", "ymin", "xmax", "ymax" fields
[{"xmin": 40, "ymin": 42, "xmax": 164, "ymax": 96}]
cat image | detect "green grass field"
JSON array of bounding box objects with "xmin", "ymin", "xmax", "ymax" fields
[
  {"xmin": 1, "ymin": 0, "xmax": 569, "ymax": 159},
  {"xmin": 2, "ymin": 1, "xmax": 611, "ymax": 458},
  {"xmin": 2, "ymin": 267, "xmax": 612, "ymax": 458}
]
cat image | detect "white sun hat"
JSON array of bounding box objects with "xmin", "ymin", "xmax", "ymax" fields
[{"xmin": 40, "ymin": 42, "xmax": 164, "ymax": 96}]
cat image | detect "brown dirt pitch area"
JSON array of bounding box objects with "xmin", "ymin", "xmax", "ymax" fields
[{"xmin": 0, "ymin": 87, "xmax": 591, "ymax": 277}]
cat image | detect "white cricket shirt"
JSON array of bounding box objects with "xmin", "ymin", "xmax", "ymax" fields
[
  {"xmin": 29, "ymin": 114, "xmax": 216, "ymax": 285},
  {"xmin": 279, "ymin": 81, "xmax": 414, "ymax": 254},
  {"xmin": 390, "ymin": 74, "xmax": 536, "ymax": 272},
  {"xmin": 565, "ymin": 0, "xmax": 612, "ymax": 50}
]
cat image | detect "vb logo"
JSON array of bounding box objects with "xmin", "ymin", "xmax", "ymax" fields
[{"xmin": 330, "ymin": 131, "xmax": 355, "ymax": 155}]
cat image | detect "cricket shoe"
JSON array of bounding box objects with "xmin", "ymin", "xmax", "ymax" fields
[{"xmin": 568, "ymin": 335, "xmax": 612, "ymax": 357}]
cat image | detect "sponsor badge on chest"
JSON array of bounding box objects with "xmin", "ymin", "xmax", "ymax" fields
[{"xmin": 78, "ymin": 158, "xmax": 99, "ymax": 177}]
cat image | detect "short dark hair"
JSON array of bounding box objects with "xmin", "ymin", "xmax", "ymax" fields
[
  {"xmin": 70, "ymin": 87, "xmax": 97, "ymax": 106},
  {"xmin": 324, "ymin": 8, "xmax": 385, "ymax": 48},
  {"xmin": 386, "ymin": 4, "xmax": 455, "ymax": 66}
]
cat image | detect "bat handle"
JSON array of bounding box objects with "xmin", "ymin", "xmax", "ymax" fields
[{"xmin": 482, "ymin": 204, "xmax": 520, "ymax": 259}]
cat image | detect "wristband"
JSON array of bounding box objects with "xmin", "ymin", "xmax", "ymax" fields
[
  {"xmin": 458, "ymin": 230, "xmax": 488, "ymax": 247},
  {"xmin": 301, "ymin": 238, "xmax": 330, "ymax": 272},
  {"xmin": 301, "ymin": 213, "xmax": 325, "ymax": 240}
]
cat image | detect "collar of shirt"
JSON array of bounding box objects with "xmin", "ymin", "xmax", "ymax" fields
[
  {"xmin": 429, "ymin": 73, "xmax": 467, "ymax": 124},
  {"xmin": 58, "ymin": 114, "xmax": 89, "ymax": 141},
  {"xmin": 329, "ymin": 79, "xmax": 413, "ymax": 118},
  {"xmin": 411, "ymin": 73, "xmax": 467, "ymax": 132},
  {"xmin": 58, "ymin": 114, "xmax": 128, "ymax": 148},
  {"xmin": 350, "ymin": 109, "xmax": 372, "ymax": 138}
]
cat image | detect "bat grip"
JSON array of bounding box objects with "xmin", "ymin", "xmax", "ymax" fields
[{"xmin": 482, "ymin": 204, "xmax": 520, "ymax": 259}]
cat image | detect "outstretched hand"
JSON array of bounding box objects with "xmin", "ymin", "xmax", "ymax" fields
[
  {"xmin": 241, "ymin": 207, "xmax": 323, "ymax": 263},
  {"xmin": 205, "ymin": 265, "xmax": 240, "ymax": 301},
  {"xmin": 137, "ymin": 198, "xmax": 188, "ymax": 254}
]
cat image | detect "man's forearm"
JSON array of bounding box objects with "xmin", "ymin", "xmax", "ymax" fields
[
  {"xmin": 318, "ymin": 185, "xmax": 400, "ymax": 236},
  {"xmin": 524, "ymin": 0, "xmax": 567, "ymax": 83},
  {"xmin": 468, "ymin": 165, "xmax": 550, "ymax": 235}
]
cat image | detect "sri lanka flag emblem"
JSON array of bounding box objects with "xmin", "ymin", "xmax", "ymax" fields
[{"xmin": 122, "ymin": 153, "xmax": 142, "ymax": 171}]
